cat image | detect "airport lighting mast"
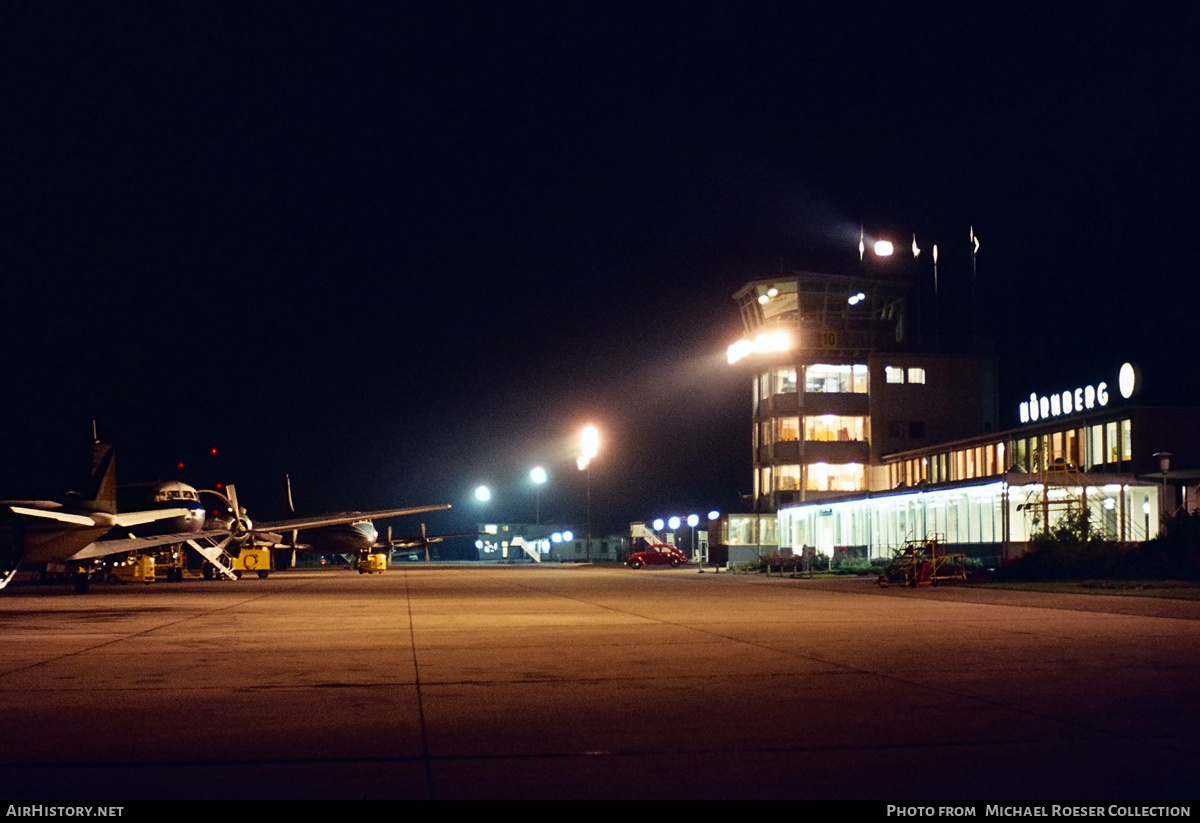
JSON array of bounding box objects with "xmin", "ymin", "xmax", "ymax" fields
[{"xmin": 577, "ymin": 425, "xmax": 600, "ymax": 561}]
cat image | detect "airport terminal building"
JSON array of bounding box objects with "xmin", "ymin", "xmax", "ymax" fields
[{"xmin": 721, "ymin": 271, "xmax": 1196, "ymax": 566}]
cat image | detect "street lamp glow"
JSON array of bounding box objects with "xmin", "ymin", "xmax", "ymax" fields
[
  {"xmin": 581, "ymin": 425, "xmax": 600, "ymax": 460},
  {"xmin": 726, "ymin": 330, "xmax": 793, "ymax": 364},
  {"xmin": 530, "ymin": 466, "xmax": 547, "ymax": 485},
  {"xmin": 687, "ymin": 514, "xmax": 699, "ymax": 528},
  {"xmin": 474, "ymin": 485, "xmax": 491, "ymax": 502},
  {"xmin": 562, "ymin": 530, "xmax": 573, "ymax": 542},
  {"xmin": 708, "ymin": 510, "xmax": 720, "ymax": 521},
  {"xmin": 653, "ymin": 518, "xmax": 665, "ymax": 531},
  {"xmin": 668, "ymin": 516, "xmax": 681, "ymax": 530},
  {"xmin": 874, "ymin": 240, "xmax": 894, "ymax": 257}
]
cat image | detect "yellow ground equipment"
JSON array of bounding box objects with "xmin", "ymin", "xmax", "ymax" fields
[
  {"xmin": 877, "ymin": 534, "xmax": 966, "ymax": 588},
  {"xmin": 357, "ymin": 552, "xmax": 388, "ymax": 574},
  {"xmin": 109, "ymin": 553, "xmax": 156, "ymax": 584},
  {"xmin": 232, "ymin": 548, "xmax": 271, "ymax": 579}
]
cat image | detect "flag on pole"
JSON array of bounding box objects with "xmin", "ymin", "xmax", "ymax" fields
[{"xmin": 932, "ymin": 244, "xmax": 939, "ymax": 296}]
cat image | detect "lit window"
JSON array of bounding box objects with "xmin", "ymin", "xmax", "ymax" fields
[
  {"xmin": 775, "ymin": 417, "xmax": 800, "ymax": 442},
  {"xmin": 804, "ymin": 415, "xmax": 866, "ymax": 442},
  {"xmin": 804, "ymin": 463, "xmax": 866, "ymax": 492},
  {"xmin": 806, "ymin": 364, "xmax": 868, "ymax": 393},
  {"xmin": 885, "ymin": 367, "xmax": 905, "ymax": 384},
  {"xmin": 777, "ymin": 465, "xmax": 801, "ymax": 490},
  {"xmin": 907, "ymin": 367, "xmax": 926, "ymax": 384},
  {"xmin": 774, "ymin": 367, "xmax": 797, "ymax": 394}
]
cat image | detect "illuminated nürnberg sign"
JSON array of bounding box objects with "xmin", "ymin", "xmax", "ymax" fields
[{"xmin": 1019, "ymin": 363, "xmax": 1136, "ymax": 424}]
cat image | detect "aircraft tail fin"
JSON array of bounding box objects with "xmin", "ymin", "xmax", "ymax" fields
[{"xmin": 89, "ymin": 441, "xmax": 118, "ymax": 514}]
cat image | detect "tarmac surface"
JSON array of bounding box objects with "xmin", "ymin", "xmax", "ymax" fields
[{"xmin": 1, "ymin": 565, "xmax": 1198, "ymax": 800}]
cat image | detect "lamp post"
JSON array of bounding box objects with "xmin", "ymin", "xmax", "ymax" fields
[
  {"xmin": 530, "ymin": 466, "xmax": 547, "ymax": 526},
  {"xmin": 1154, "ymin": 452, "xmax": 1172, "ymax": 519},
  {"xmin": 578, "ymin": 425, "xmax": 600, "ymax": 561}
]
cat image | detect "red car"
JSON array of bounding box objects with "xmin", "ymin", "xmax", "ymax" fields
[{"xmin": 626, "ymin": 543, "xmax": 688, "ymax": 569}]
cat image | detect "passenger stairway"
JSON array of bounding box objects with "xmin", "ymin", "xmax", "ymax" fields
[
  {"xmin": 509, "ymin": 536, "xmax": 542, "ymax": 562},
  {"xmin": 185, "ymin": 537, "xmax": 239, "ymax": 580}
]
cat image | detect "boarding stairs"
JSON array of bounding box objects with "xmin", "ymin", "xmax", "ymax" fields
[
  {"xmin": 185, "ymin": 537, "xmax": 239, "ymax": 580},
  {"xmin": 509, "ymin": 536, "xmax": 542, "ymax": 563}
]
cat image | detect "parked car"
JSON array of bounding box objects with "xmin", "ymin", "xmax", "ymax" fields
[{"xmin": 626, "ymin": 543, "xmax": 688, "ymax": 569}]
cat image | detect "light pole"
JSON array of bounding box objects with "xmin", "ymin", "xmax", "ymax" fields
[
  {"xmin": 530, "ymin": 466, "xmax": 547, "ymax": 526},
  {"xmin": 578, "ymin": 425, "xmax": 600, "ymax": 561},
  {"xmin": 1154, "ymin": 452, "xmax": 1172, "ymax": 520}
]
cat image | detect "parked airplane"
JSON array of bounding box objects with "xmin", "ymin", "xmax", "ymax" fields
[
  {"xmin": 118, "ymin": 480, "xmax": 208, "ymax": 535},
  {"xmin": 387, "ymin": 523, "xmax": 476, "ymax": 562},
  {"xmin": 1, "ymin": 440, "xmax": 196, "ymax": 593},
  {"xmin": 113, "ymin": 478, "xmax": 451, "ymax": 572}
]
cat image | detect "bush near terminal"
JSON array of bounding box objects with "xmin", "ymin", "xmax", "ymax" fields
[
  {"xmin": 996, "ymin": 510, "xmax": 1200, "ymax": 580},
  {"xmin": 733, "ymin": 510, "xmax": 1200, "ymax": 599},
  {"xmin": 983, "ymin": 509, "xmax": 1200, "ymax": 599}
]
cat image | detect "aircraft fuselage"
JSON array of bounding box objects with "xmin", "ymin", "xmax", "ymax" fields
[{"xmin": 299, "ymin": 521, "xmax": 378, "ymax": 555}]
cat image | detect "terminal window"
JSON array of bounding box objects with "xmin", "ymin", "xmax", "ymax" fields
[
  {"xmin": 777, "ymin": 465, "xmax": 801, "ymax": 490},
  {"xmin": 805, "ymin": 462, "xmax": 866, "ymax": 492},
  {"xmin": 775, "ymin": 417, "xmax": 800, "ymax": 442},
  {"xmin": 805, "ymin": 415, "xmax": 865, "ymax": 441},
  {"xmin": 806, "ymin": 364, "xmax": 868, "ymax": 393},
  {"xmin": 774, "ymin": 367, "xmax": 797, "ymax": 394}
]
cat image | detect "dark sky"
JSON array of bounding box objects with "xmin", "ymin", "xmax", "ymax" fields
[{"xmin": 3, "ymin": 3, "xmax": 1199, "ymax": 535}]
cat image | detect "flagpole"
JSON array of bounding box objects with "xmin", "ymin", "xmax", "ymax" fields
[
  {"xmin": 932, "ymin": 243, "xmax": 939, "ymax": 349},
  {"xmin": 969, "ymin": 226, "xmax": 980, "ymax": 349}
]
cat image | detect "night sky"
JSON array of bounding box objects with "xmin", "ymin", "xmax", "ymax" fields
[{"xmin": 3, "ymin": 4, "xmax": 1199, "ymax": 537}]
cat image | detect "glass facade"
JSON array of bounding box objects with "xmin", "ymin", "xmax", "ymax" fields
[
  {"xmin": 806, "ymin": 364, "xmax": 868, "ymax": 393},
  {"xmin": 804, "ymin": 415, "xmax": 865, "ymax": 442},
  {"xmin": 888, "ymin": 418, "xmax": 1134, "ymax": 488},
  {"xmin": 754, "ymin": 363, "xmax": 872, "ymax": 506},
  {"xmin": 778, "ymin": 481, "xmax": 1160, "ymax": 560}
]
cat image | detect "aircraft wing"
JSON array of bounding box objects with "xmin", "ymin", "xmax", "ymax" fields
[
  {"xmin": 255, "ymin": 503, "xmax": 451, "ymax": 533},
  {"xmin": 69, "ymin": 528, "xmax": 229, "ymax": 561},
  {"xmin": 9, "ymin": 506, "xmax": 192, "ymax": 529},
  {"xmin": 9, "ymin": 506, "xmax": 96, "ymax": 526}
]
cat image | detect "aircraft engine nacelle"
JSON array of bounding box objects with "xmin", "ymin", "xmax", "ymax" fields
[
  {"xmin": 230, "ymin": 510, "xmax": 254, "ymax": 540},
  {"xmin": 203, "ymin": 512, "xmax": 254, "ymax": 544}
]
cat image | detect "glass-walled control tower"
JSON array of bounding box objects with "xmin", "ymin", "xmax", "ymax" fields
[{"xmin": 729, "ymin": 271, "xmax": 996, "ymax": 512}]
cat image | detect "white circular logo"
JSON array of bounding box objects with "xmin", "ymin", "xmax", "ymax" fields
[{"xmin": 1119, "ymin": 362, "xmax": 1136, "ymax": 399}]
